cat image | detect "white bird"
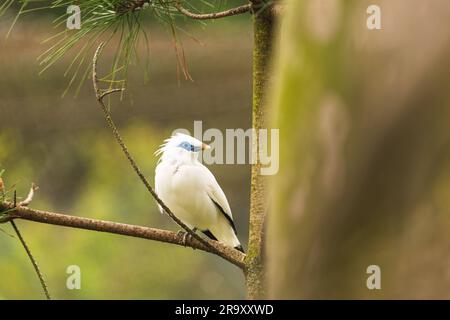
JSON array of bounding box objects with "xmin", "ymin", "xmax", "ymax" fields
[{"xmin": 155, "ymin": 133, "xmax": 244, "ymax": 252}]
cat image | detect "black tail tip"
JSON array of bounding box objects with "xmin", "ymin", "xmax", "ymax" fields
[{"xmin": 235, "ymin": 245, "xmax": 245, "ymax": 253}]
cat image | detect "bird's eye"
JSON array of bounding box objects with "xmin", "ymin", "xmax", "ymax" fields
[{"xmin": 179, "ymin": 141, "xmax": 193, "ymax": 152}]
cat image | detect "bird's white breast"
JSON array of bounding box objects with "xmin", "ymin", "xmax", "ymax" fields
[{"xmin": 155, "ymin": 159, "xmax": 219, "ymax": 230}]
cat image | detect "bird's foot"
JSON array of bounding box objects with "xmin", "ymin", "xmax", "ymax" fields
[
  {"xmin": 176, "ymin": 230, "xmax": 188, "ymax": 245},
  {"xmin": 176, "ymin": 228, "xmax": 197, "ymax": 246}
]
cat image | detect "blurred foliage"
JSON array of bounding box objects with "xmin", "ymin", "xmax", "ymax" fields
[
  {"xmin": 0, "ymin": 17, "xmax": 251, "ymax": 299},
  {"xmin": 0, "ymin": 0, "xmax": 251, "ymax": 95}
]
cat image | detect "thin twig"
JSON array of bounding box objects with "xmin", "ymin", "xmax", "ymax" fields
[
  {"xmin": 92, "ymin": 43, "xmax": 234, "ymax": 260},
  {"xmin": 174, "ymin": 1, "xmax": 252, "ymax": 20},
  {"xmin": 19, "ymin": 183, "xmax": 39, "ymax": 207},
  {"xmin": 11, "ymin": 191, "xmax": 51, "ymax": 300}
]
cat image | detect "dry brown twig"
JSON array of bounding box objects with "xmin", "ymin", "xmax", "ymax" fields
[
  {"xmin": 173, "ymin": 1, "xmax": 252, "ymax": 20},
  {"xmin": 173, "ymin": 0, "xmax": 282, "ymax": 20},
  {"xmin": 19, "ymin": 183, "xmax": 39, "ymax": 207},
  {"xmin": 0, "ymin": 182, "xmax": 245, "ymax": 268},
  {"xmin": 0, "ymin": 201, "xmax": 245, "ymax": 268}
]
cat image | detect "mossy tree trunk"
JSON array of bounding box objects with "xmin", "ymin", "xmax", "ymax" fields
[
  {"xmin": 268, "ymin": 0, "xmax": 450, "ymax": 298},
  {"xmin": 245, "ymin": 1, "xmax": 274, "ymax": 300}
]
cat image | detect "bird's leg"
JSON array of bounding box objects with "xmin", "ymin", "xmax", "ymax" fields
[
  {"xmin": 176, "ymin": 230, "xmax": 187, "ymax": 245},
  {"xmin": 177, "ymin": 228, "xmax": 197, "ymax": 246}
]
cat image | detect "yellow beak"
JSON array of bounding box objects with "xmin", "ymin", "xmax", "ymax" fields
[{"xmin": 202, "ymin": 143, "xmax": 211, "ymax": 150}]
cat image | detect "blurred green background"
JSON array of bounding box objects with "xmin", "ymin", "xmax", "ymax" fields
[
  {"xmin": 0, "ymin": 9, "xmax": 252, "ymax": 299},
  {"xmin": 267, "ymin": 0, "xmax": 450, "ymax": 299}
]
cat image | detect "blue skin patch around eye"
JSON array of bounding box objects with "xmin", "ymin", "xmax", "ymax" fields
[{"xmin": 178, "ymin": 141, "xmax": 201, "ymax": 152}]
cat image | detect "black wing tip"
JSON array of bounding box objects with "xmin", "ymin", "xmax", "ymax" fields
[
  {"xmin": 203, "ymin": 230, "xmax": 245, "ymax": 253},
  {"xmin": 202, "ymin": 229, "xmax": 218, "ymax": 241},
  {"xmin": 209, "ymin": 196, "xmax": 238, "ymax": 235}
]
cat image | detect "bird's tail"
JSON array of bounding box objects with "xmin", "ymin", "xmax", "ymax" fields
[{"xmin": 202, "ymin": 228, "xmax": 245, "ymax": 253}]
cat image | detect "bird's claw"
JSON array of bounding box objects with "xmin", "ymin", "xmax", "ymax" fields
[
  {"xmin": 176, "ymin": 230, "xmax": 185, "ymax": 238},
  {"xmin": 176, "ymin": 230, "xmax": 190, "ymax": 246},
  {"xmin": 176, "ymin": 228, "xmax": 197, "ymax": 246}
]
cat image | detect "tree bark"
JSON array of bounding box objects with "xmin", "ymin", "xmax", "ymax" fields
[
  {"xmin": 268, "ymin": 0, "xmax": 450, "ymax": 298},
  {"xmin": 245, "ymin": 1, "xmax": 274, "ymax": 300},
  {"xmin": 0, "ymin": 203, "xmax": 246, "ymax": 269}
]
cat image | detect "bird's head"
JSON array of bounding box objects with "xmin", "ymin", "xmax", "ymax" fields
[{"xmin": 156, "ymin": 133, "xmax": 210, "ymax": 162}]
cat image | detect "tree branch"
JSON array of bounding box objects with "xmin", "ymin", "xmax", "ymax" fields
[
  {"xmin": 245, "ymin": 0, "xmax": 274, "ymax": 299},
  {"xmin": 0, "ymin": 202, "xmax": 246, "ymax": 269},
  {"xmin": 174, "ymin": 1, "xmax": 252, "ymax": 20}
]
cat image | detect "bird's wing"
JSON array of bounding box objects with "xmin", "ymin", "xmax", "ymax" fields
[{"xmin": 199, "ymin": 164, "xmax": 237, "ymax": 233}]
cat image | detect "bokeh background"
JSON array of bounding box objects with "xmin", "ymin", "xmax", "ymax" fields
[
  {"xmin": 267, "ymin": 0, "xmax": 450, "ymax": 299},
  {"xmin": 0, "ymin": 3, "xmax": 252, "ymax": 299}
]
